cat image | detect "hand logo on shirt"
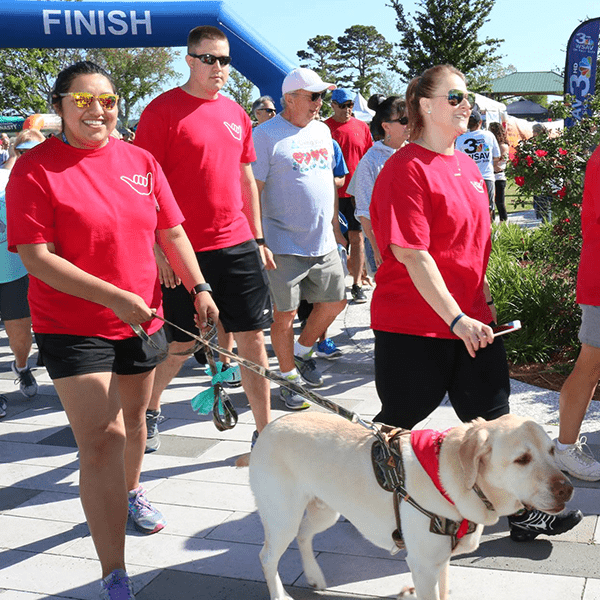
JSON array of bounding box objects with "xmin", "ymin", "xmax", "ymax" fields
[
  {"xmin": 224, "ymin": 121, "xmax": 242, "ymax": 140},
  {"xmin": 120, "ymin": 172, "xmax": 153, "ymax": 196},
  {"xmin": 471, "ymin": 180, "xmax": 485, "ymax": 194}
]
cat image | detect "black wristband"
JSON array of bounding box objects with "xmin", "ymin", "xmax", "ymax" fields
[
  {"xmin": 449, "ymin": 312, "xmax": 465, "ymax": 334},
  {"xmin": 487, "ymin": 300, "xmax": 494, "ymax": 305},
  {"xmin": 190, "ymin": 283, "xmax": 212, "ymax": 300},
  {"xmin": 255, "ymin": 237, "xmax": 266, "ymax": 246}
]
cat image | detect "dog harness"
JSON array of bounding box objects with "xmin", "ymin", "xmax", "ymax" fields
[{"xmin": 371, "ymin": 425, "xmax": 493, "ymax": 551}]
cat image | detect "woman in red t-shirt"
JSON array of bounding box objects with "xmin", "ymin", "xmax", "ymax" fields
[
  {"xmin": 6, "ymin": 61, "xmax": 218, "ymax": 599},
  {"xmin": 370, "ymin": 63, "xmax": 581, "ymax": 542}
]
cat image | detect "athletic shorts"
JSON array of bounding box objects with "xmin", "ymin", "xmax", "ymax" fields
[
  {"xmin": 162, "ymin": 240, "xmax": 272, "ymax": 342},
  {"xmin": 35, "ymin": 328, "xmax": 167, "ymax": 380},
  {"xmin": 266, "ymin": 248, "xmax": 346, "ymax": 312},
  {"xmin": 373, "ymin": 330, "xmax": 510, "ymax": 429},
  {"xmin": 579, "ymin": 305, "xmax": 600, "ymax": 348},
  {"xmin": 0, "ymin": 275, "xmax": 30, "ymax": 321},
  {"xmin": 339, "ymin": 196, "xmax": 362, "ymax": 232}
]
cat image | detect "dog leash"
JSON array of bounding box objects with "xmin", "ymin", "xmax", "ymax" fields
[{"xmin": 132, "ymin": 315, "xmax": 375, "ymax": 432}]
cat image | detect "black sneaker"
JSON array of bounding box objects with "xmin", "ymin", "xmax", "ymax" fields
[
  {"xmin": 145, "ymin": 409, "xmax": 163, "ymax": 453},
  {"xmin": 351, "ymin": 284, "xmax": 367, "ymax": 304},
  {"xmin": 508, "ymin": 508, "xmax": 583, "ymax": 541},
  {"xmin": 0, "ymin": 395, "xmax": 7, "ymax": 418}
]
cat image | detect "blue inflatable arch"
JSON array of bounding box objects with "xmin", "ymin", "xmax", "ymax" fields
[{"xmin": 0, "ymin": 0, "xmax": 295, "ymax": 108}]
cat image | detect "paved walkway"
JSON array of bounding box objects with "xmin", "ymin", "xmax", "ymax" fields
[{"xmin": 1, "ymin": 226, "xmax": 599, "ymax": 599}]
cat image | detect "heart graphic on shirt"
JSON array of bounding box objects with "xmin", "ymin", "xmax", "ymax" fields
[
  {"xmin": 223, "ymin": 121, "xmax": 242, "ymax": 140},
  {"xmin": 470, "ymin": 180, "xmax": 485, "ymax": 194},
  {"xmin": 319, "ymin": 148, "xmax": 329, "ymax": 160},
  {"xmin": 293, "ymin": 152, "xmax": 305, "ymax": 164},
  {"xmin": 311, "ymin": 150, "xmax": 320, "ymax": 161}
]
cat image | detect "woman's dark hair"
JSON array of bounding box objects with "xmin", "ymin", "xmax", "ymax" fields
[
  {"xmin": 489, "ymin": 121, "xmax": 508, "ymax": 145},
  {"xmin": 51, "ymin": 61, "xmax": 117, "ymax": 108},
  {"xmin": 368, "ymin": 95, "xmax": 406, "ymax": 140},
  {"xmin": 405, "ymin": 64, "xmax": 465, "ymax": 141}
]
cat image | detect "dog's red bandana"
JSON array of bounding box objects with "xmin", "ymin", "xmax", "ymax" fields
[{"xmin": 411, "ymin": 428, "xmax": 471, "ymax": 539}]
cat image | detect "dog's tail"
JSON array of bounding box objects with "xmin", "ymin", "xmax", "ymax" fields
[{"xmin": 235, "ymin": 452, "xmax": 251, "ymax": 467}]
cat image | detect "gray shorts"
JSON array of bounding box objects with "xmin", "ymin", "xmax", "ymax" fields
[
  {"xmin": 266, "ymin": 248, "xmax": 346, "ymax": 312},
  {"xmin": 579, "ymin": 305, "xmax": 600, "ymax": 348}
]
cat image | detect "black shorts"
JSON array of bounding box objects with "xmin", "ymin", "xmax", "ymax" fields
[
  {"xmin": 35, "ymin": 328, "xmax": 167, "ymax": 380},
  {"xmin": 162, "ymin": 240, "xmax": 272, "ymax": 343},
  {"xmin": 0, "ymin": 275, "xmax": 30, "ymax": 321},
  {"xmin": 339, "ymin": 196, "xmax": 362, "ymax": 232},
  {"xmin": 373, "ymin": 330, "xmax": 510, "ymax": 429}
]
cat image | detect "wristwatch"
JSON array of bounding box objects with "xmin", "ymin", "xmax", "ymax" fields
[{"xmin": 189, "ymin": 283, "xmax": 212, "ymax": 300}]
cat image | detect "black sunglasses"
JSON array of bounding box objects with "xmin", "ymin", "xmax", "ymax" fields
[
  {"xmin": 432, "ymin": 89, "xmax": 476, "ymax": 107},
  {"xmin": 290, "ymin": 91, "xmax": 327, "ymax": 102},
  {"xmin": 336, "ymin": 101, "xmax": 354, "ymax": 109},
  {"xmin": 387, "ymin": 116, "xmax": 409, "ymax": 125},
  {"xmin": 188, "ymin": 53, "xmax": 232, "ymax": 66},
  {"xmin": 257, "ymin": 108, "xmax": 276, "ymax": 114}
]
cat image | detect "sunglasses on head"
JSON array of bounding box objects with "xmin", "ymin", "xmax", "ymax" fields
[
  {"xmin": 60, "ymin": 92, "xmax": 119, "ymax": 110},
  {"xmin": 387, "ymin": 116, "xmax": 409, "ymax": 125},
  {"xmin": 433, "ymin": 89, "xmax": 476, "ymax": 107},
  {"xmin": 188, "ymin": 52, "xmax": 232, "ymax": 66}
]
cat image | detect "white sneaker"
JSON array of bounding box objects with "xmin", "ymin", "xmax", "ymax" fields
[{"xmin": 554, "ymin": 437, "xmax": 600, "ymax": 481}]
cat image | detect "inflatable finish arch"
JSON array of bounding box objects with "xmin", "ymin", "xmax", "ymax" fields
[{"xmin": 0, "ymin": 0, "xmax": 296, "ymax": 108}]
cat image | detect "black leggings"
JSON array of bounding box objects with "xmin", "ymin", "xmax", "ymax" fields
[
  {"xmin": 374, "ymin": 330, "xmax": 510, "ymax": 429},
  {"xmin": 494, "ymin": 179, "xmax": 508, "ymax": 221}
]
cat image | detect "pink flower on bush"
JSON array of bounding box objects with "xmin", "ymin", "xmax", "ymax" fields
[
  {"xmin": 559, "ymin": 148, "xmax": 568, "ymax": 155},
  {"xmin": 515, "ymin": 176, "xmax": 525, "ymax": 187},
  {"xmin": 556, "ymin": 186, "xmax": 566, "ymax": 198},
  {"xmin": 526, "ymin": 156, "xmax": 534, "ymax": 167},
  {"xmin": 511, "ymin": 156, "xmax": 519, "ymax": 167},
  {"xmin": 535, "ymin": 149, "xmax": 548, "ymax": 157}
]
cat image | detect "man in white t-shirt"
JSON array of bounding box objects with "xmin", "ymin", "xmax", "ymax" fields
[
  {"xmin": 455, "ymin": 108, "xmax": 500, "ymax": 218},
  {"xmin": 253, "ymin": 68, "xmax": 347, "ymax": 408}
]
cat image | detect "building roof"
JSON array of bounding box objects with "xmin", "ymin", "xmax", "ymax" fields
[{"xmin": 490, "ymin": 71, "xmax": 564, "ymax": 95}]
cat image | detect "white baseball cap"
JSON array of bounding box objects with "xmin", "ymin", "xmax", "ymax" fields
[{"xmin": 282, "ymin": 68, "xmax": 337, "ymax": 95}]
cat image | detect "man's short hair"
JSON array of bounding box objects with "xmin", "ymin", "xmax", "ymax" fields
[{"xmin": 187, "ymin": 26, "xmax": 228, "ymax": 51}]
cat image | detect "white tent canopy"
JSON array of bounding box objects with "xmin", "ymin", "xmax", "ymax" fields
[
  {"xmin": 474, "ymin": 93, "xmax": 507, "ymax": 125},
  {"xmin": 353, "ymin": 93, "xmax": 375, "ymax": 122}
]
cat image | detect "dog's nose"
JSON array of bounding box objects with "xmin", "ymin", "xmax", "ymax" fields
[{"xmin": 551, "ymin": 476, "xmax": 574, "ymax": 502}]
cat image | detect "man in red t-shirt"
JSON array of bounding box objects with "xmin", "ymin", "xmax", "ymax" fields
[
  {"xmin": 135, "ymin": 26, "xmax": 274, "ymax": 449},
  {"xmin": 325, "ymin": 89, "xmax": 373, "ymax": 303}
]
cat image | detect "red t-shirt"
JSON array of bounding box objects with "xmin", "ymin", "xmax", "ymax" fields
[
  {"xmin": 134, "ymin": 89, "xmax": 256, "ymax": 251},
  {"xmin": 325, "ymin": 116, "xmax": 373, "ymax": 197},
  {"xmin": 6, "ymin": 137, "xmax": 183, "ymax": 339},
  {"xmin": 370, "ymin": 143, "xmax": 492, "ymax": 338},
  {"xmin": 577, "ymin": 145, "xmax": 600, "ymax": 304}
]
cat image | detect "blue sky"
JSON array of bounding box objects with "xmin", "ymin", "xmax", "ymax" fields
[{"xmin": 170, "ymin": 0, "xmax": 599, "ymax": 88}]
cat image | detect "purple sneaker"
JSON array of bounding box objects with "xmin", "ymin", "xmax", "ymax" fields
[{"xmin": 99, "ymin": 569, "xmax": 134, "ymax": 599}]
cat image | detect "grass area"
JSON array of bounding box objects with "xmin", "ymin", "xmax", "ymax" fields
[{"xmin": 505, "ymin": 178, "xmax": 533, "ymax": 214}]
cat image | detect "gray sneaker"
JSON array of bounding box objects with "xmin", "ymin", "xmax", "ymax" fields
[
  {"xmin": 554, "ymin": 437, "xmax": 600, "ymax": 481},
  {"xmin": 11, "ymin": 361, "xmax": 38, "ymax": 398},
  {"xmin": 0, "ymin": 395, "xmax": 7, "ymax": 419},
  {"xmin": 145, "ymin": 409, "xmax": 163, "ymax": 453},
  {"xmin": 294, "ymin": 354, "xmax": 323, "ymax": 387},
  {"xmin": 280, "ymin": 383, "xmax": 310, "ymax": 411}
]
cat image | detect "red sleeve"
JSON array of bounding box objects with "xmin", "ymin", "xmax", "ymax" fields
[
  {"xmin": 134, "ymin": 101, "xmax": 168, "ymax": 165},
  {"xmin": 152, "ymin": 157, "xmax": 184, "ymax": 230},
  {"xmin": 240, "ymin": 110, "xmax": 256, "ymax": 164}
]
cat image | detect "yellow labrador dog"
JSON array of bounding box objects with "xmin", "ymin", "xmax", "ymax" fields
[{"xmin": 249, "ymin": 412, "xmax": 573, "ymax": 600}]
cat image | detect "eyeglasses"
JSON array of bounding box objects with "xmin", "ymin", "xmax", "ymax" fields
[
  {"xmin": 335, "ymin": 101, "xmax": 354, "ymax": 109},
  {"xmin": 188, "ymin": 53, "xmax": 232, "ymax": 66},
  {"xmin": 60, "ymin": 92, "xmax": 119, "ymax": 110},
  {"xmin": 387, "ymin": 116, "xmax": 409, "ymax": 125},
  {"xmin": 432, "ymin": 89, "xmax": 476, "ymax": 107},
  {"xmin": 290, "ymin": 91, "xmax": 327, "ymax": 102},
  {"xmin": 257, "ymin": 108, "xmax": 276, "ymax": 114}
]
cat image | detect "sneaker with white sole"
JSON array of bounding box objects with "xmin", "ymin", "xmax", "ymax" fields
[
  {"xmin": 99, "ymin": 568, "xmax": 135, "ymax": 599},
  {"xmin": 145, "ymin": 409, "xmax": 163, "ymax": 454},
  {"xmin": 293, "ymin": 353, "xmax": 323, "ymax": 387},
  {"xmin": 221, "ymin": 362, "xmax": 242, "ymax": 387},
  {"xmin": 508, "ymin": 508, "xmax": 583, "ymax": 541},
  {"xmin": 0, "ymin": 395, "xmax": 7, "ymax": 418},
  {"xmin": 553, "ymin": 437, "xmax": 600, "ymax": 481},
  {"xmin": 280, "ymin": 384, "xmax": 310, "ymax": 410},
  {"xmin": 315, "ymin": 338, "xmax": 342, "ymax": 360},
  {"xmin": 128, "ymin": 486, "xmax": 166, "ymax": 534},
  {"xmin": 11, "ymin": 361, "xmax": 38, "ymax": 398}
]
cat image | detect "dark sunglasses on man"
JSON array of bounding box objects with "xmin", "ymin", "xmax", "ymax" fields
[
  {"xmin": 188, "ymin": 52, "xmax": 232, "ymax": 67},
  {"xmin": 335, "ymin": 101, "xmax": 354, "ymax": 110}
]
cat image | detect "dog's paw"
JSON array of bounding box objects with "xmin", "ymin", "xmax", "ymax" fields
[
  {"xmin": 304, "ymin": 566, "xmax": 327, "ymax": 590},
  {"xmin": 397, "ymin": 585, "xmax": 416, "ymax": 599}
]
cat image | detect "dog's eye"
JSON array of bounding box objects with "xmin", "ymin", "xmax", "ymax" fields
[{"xmin": 515, "ymin": 453, "xmax": 532, "ymax": 465}]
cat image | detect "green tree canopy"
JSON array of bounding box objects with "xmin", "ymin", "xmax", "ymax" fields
[
  {"xmin": 223, "ymin": 68, "xmax": 255, "ymax": 116},
  {"xmin": 388, "ymin": 0, "xmax": 504, "ymax": 90},
  {"xmin": 297, "ymin": 35, "xmax": 343, "ymax": 83}
]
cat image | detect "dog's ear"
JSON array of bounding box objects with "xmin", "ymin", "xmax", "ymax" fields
[{"xmin": 458, "ymin": 425, "xmax": 491, "ymax": 489}]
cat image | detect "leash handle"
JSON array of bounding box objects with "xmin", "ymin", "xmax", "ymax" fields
[{"xmin": 152, "ymin": 314, "xmax": 366, "ymax": 427}]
